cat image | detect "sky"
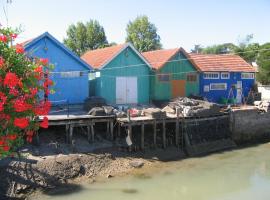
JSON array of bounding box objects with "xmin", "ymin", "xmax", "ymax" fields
[{"xmin": 0, "ymin": 0, "xmax": 269, "ymax": 51}]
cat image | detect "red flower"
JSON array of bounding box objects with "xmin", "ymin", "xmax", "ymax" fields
[
  {"xmin": 4, "ymin": 72, "xmax": 20, "ymax": 88},
  {"xmin": 14, "ymin": 118, "xmax": 29, "ymax": 129},
  {"xmin": 11, "ymin": 33, "xmax": 17, "ymax": 39},
  {"xmin": 40, "ymin": 116, "xmax": 49, "ymax": 128},
  {"xmin": 2, "ymin": 146, "xmax": 10, "ymax": 152},
  {"xmin": 13, "ymin": 98, "xmax": 32, "ymax": 112},
  {"xmin": 9, "ymin": 87, "xmax": 19, "ymax": 96},
  {"xmin": 0, "ymin": 57, "xmax": 4, "ymax": 67},
  {"xmin": 0, "ymin": 92, "xmax": 7, "ymax": 112},
  {"xmin": 0, "ymin": 35, "xmax": 8, "ymax": 43},
  {"xmin": 34, "ymin": 100, "xmax": 51, "ymax": 115},
  {"xmin": 7, "ymin": 134, "xmax": 17, "ymax": 141},
  {"xmin": 34, "ymin": 66, "xmax": 43, "ymax": 73},
  {"xmin": 40, "ymin": 58, "xmax": 49, "ymax": 66},
  {"xmin": 29, "ymin": 87, "xmax": 38, "ymax": 97},
  {"xmin": 0, "ymin": 139, "xmax": 5, "ymax": 146},
  {"xmin": 26, "ymin": 136, "xmax": 33, "ymax": 143},
  {"xmin": 26, "ymin": 130, "xmax": 34, "ymax": 137},
  {"xmin": 15, "ymin": 44, "xmax": 24, "ymax": 54}
]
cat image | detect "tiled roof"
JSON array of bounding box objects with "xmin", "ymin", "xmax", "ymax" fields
[
  {"xmin": 81, "ymin": 44, "xmax": 126, "ymax": 69},
  {"xmin": 188, "ymin": 53, "xmax": 255, "ymax": 72},
  {"xmin": 142, "ymin": 48, "xmax": 180, "ymax": 70}
]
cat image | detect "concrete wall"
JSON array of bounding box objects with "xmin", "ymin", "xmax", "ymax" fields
[
  {"xmin": 230, "ymin": 108, "xmax": 270, "ymax": 143},
  {"xmin": 258, "ymin": 85, "xmax": 270, "ymax": 100}
]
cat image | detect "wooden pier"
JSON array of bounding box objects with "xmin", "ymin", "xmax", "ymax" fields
[
  {"xmin": 116, "ymin": 112, "xmax": 232, "ymax": 153},
  {"xmin": 38, "ymin": 108, "xmax": 115, "ymax": 144},
  {"xmin": 38, "ymin": 106, "xmax": 235, "ymax": 155}
]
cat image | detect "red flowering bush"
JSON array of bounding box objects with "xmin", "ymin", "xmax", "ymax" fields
[{"xmin": 0, "ymin": 27, "xmax": 53, "ymax": 157}]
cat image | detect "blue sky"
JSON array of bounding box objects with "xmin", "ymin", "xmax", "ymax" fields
[{"xmin": 0, "ymin": 0, "xmax": 269, "ymax": 51}]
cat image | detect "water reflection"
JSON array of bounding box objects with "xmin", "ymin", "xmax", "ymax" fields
[{"xmin": 31, "ymin": 143, "xmax": 270, "ymax": 200}]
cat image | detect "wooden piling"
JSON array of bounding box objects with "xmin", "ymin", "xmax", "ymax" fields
[
  {"xmin": 162, "ymin": 120, "xmax": 166, "ymax": 149},
  {"xmin": 69, "ymin": 124, "xmax": 74, "ymax": 144},
  {"xmin": 175, "ymin": 109, "xmax": 180, "ymax": 147},
  {"xmin": 141, "ymin": 123, "xmax": 145, "ymax": 150},
  {"xmin": 87, "ymin": 125, "xmax": 91, "ymax": 143},
  {"xmin": 153, "ymin": 120, "xmax": 157, "ymax": 148},
  {"xmin": 91, "ymin": 123, "xmax": 95, "ymax": 142},
  {"xmin": 110, "ymin": 121, "xmax": 114, "ymax": 140},
  {"xmin": 127, "ymin": 124, "xmax": 132, "ymax": 151},
  {"xmin": 65, "ymin": 124, "xmax": 69, "ymax": 143},
  {"xmin": 117, "ymin": 123, "xmax": 121, "ymax": 137}
]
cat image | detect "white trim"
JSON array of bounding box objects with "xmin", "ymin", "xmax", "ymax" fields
[
  {"xmin": 241, "ymin": 72, "xmax": 254, "ymax": 79},
  {"xmin": 210, "ymin": 83, "xmax": 227, "ymax": 90},
  {"xmin": 221, "ymin": 72, "xmax": 230, "ymax": 79},
  {"xmin": 100, "ymin": 43, "xmax": 152, "ymax": 69},
  {"xmin": 203, "ymin": 72, "xmax": 220, "ymax": 79}
]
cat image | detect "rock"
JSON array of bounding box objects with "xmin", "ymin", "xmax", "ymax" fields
[
  {"xmin": 107, "ymin": 174, "xmax": 113, "ymax": 178},
  {"xmin": 129, "ymin": 160, "xmax": 144, "ymax": 168}
]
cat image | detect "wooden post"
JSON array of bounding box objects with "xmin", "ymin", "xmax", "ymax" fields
[
  {"xmin": 35, "ymin": 131, "xmax": 40, "ymax": 146},
  {"xmin": 117, "ymin": 123, "xmax": 121, "ymax": 137},
  {"xmin": 127, "ymin": 124, "xmax": 132, "ymax": 151},
  {"xmin": 153, "ymin": 120, "xmax": 157, "ymax": 148},
  {"xmin": 141, "ymin": 123, "xmax": 145, "ymax": 150},
  {"xmin": 175, "ymin": 108, "xmax": 180, "ymax": 148},
  {"xmin": 65, "ymin": 124, "xmax": 69, "ymax": 143},
  {"xmin": 162, "ymin": 120, "xmax": 166, "ymax": 149},
  {"xmin": 87, "ymin": 125, "xmax": 91, "ymax": 143},
  {"xmin": 91, "ymin": 123, "xmax": 95, "ymax": 142},
  {"xmin": 110, "ymin": 120, "xmax": 114, "ymax": 140},
  {"xmin": 106, "ymin": 122, "xmax": 110, "ymax": 139},
  {"xmin": 69, "ymin": 124, "xmax": 74, "ymax": 144}
]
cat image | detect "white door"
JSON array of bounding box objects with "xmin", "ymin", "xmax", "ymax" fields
[
  {"xmin": 236, "ymin": 81, "xmax": 242, "ymax": 104},
  {"xmin": 116, "ymin": 77, "xmax": 137, "ymax": 104}
]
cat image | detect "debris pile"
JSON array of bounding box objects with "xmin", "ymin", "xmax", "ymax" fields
[
  {"xmin": 164, "ymin": 97, "xmax": 221, "ymax": 117},
  {"xmin": 85, "ymin": 97, "xmax": 221, "ymax": 118},
  {"xmin": 254, "ymin": 100, "xmax": 270, "ymax": 112},
  {"xmin": 143, "ymin": 108, "xmax": 166, "ymax": 119}
]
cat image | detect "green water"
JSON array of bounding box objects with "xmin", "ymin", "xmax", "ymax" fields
[{"xmin": 32, "ymin": 143, "xmax": 270, "ymax": 200}]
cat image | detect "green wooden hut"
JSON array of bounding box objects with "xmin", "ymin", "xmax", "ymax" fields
[
  {"xmin": 81, "ymin": 43, "xmax": 151, "ymax": 105},
  {"xmin": 142, "ymin": 48, "xmax": 200, "ymax": 101}
]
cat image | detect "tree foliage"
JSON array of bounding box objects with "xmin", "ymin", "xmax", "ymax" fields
[
  {"xmin": 126, "ymin": 15, "xmax": 162, "ymax": 52},
  {"xmin": 201, "ymin": 43, "xmax": 236, "ymax": 54},
  {"xmin": 64, "ymin": 20, "xmax": 108, "ymax": 56},
  {"xmin": 256, "ymin": 43, "xmax": 270, "ymax": 84},
  {"xmin": 0, "ymin": 27, "xmax": 52, "ymax": 157}
]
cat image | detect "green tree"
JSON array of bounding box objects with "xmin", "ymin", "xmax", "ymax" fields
[
  {"xmin": 233, "ymin": 34, "xmax": 260, "ymax": 64},
  {"xmin": 202, "ymin": 43, "xmax": 236, "ymax": 54},
  {"xmin": 64, "ymin": 20, "xmax": 108, "ymax": 56},
  {"xmin": 256, "ymin": 43, "xmax": 270, "ymax": 84},
  {"xmin": 126, "ymin": 15, "xmax": 162, "ymax": 52},
  {"xmin": 190, "ymin": 44, "xmax": 203, "ymax": 53}
]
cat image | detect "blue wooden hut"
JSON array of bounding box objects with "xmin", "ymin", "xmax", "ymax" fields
[
  {"xmin": 24, "ymin": 32, "xmax": 92, "ymax": 105},
  {"xmin": 189, "ymin": 53, "xmax": 256, "ymax": 103},
  {"xmin": 81, "ymin": 43, "xmax": 151, "ymax": 105}
]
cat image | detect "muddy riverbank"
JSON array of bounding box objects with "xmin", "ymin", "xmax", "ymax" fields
[{"xmin": 0, "ymin": 130, "xmax": 185, "ymax": 200}]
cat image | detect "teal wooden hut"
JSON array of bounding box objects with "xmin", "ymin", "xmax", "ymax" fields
[
  {"xmin": 81, "ymin": 43, "xmax": 151, "ymax": 105},
  {"xmin": 142, "ymin": 48, "xmax": 200, "ymax": 101}
]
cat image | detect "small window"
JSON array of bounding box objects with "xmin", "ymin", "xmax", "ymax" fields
[
  {"xmin": 221, "ymin": 72, "xmax": 230, "ymax": 79},
  {"xmin": 186, "ymin": 73, "xmax": 197, "ymax": 82},
  {"xmin": 241, "ymin": 73, "xmax": 254, "ymax": 79},
  {"xmin": 157, "ymin": 73, "xmax": 170, "ymax": 82},
  {"xmin": 210, "ymin": 83, "xmax": 227, "ymax": 90},
  {"xmin": 89, "ymin": 72, "xmax": 96, "ymax": 80},
  {"xmin": 60, "ymin": 71, "xmax": 80, "ymax": 78},
  {"xmin": 95, "ymin": 72, "xmax": 101, "ymax": 78},
  {"xmin": 203, "ymin": 72, "xmax": 219, "ymax": 79}
]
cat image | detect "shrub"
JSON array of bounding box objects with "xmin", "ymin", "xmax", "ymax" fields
[{"xmin": 0, "ymin": 26, "xmax": 52, "ymax": 157}]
